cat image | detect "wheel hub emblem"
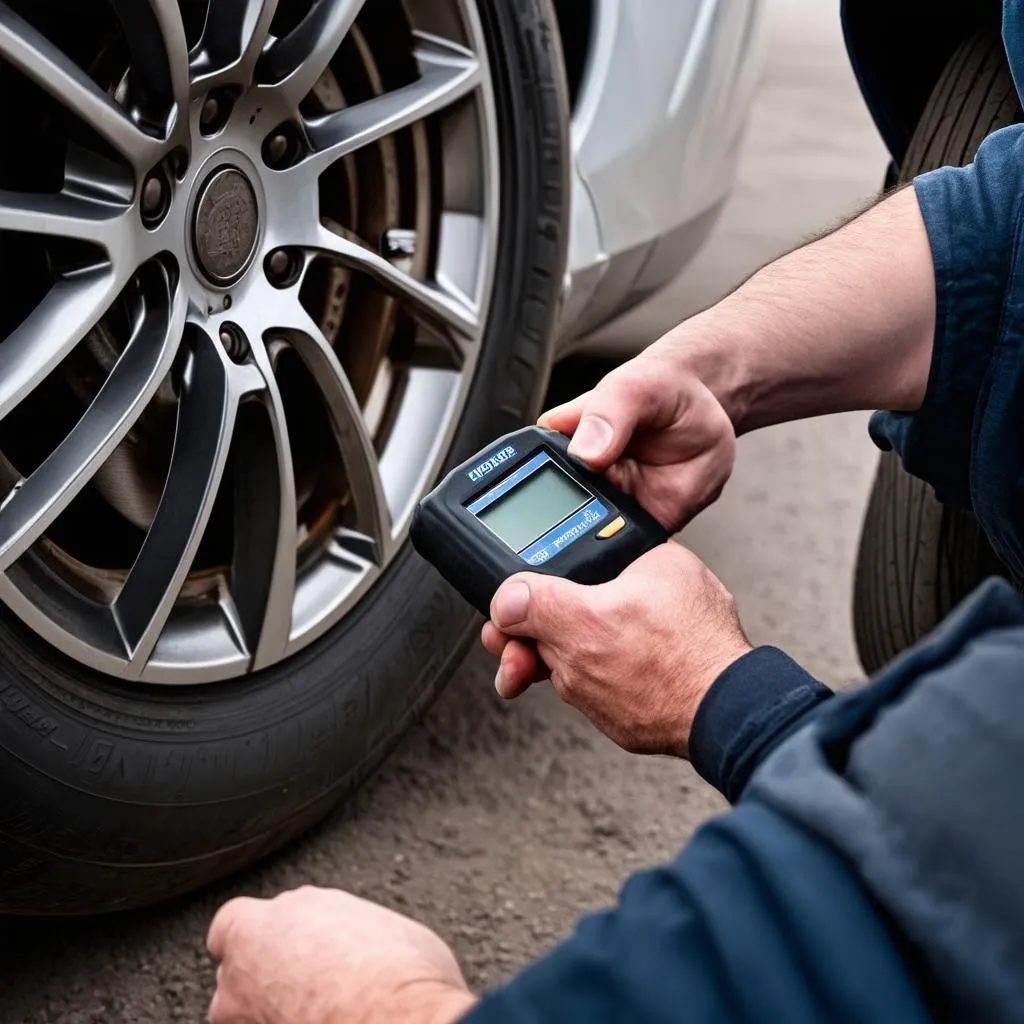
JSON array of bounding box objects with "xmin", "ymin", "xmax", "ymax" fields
[{"xmin": 192, "ymin": 167, "xmax": 260, "ymax": 284}]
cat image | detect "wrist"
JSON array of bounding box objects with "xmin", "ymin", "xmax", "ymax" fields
[
  {"xmin": 653, "ymin": 308, "xmax": 760, "ymax": 434},
  {"xmin": 670, "ymin": 636, "xmax": 754, "ymax": 759},
  {"xmin": 375, "ymin": 979, "xmax": 477, "ymax": 1024},
  {"xmin": 424, "ymin": 987, "xmax": 478, "ymax": 1024}
]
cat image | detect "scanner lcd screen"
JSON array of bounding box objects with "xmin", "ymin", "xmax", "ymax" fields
[{"xmin": 476, "ymin": 462, "xmax": 590, "ymax": 553}]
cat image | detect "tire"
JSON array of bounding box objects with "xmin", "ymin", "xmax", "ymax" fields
[
  {"xmin": 853, "ymin": 29, "xmax": 1021, "ymax": 674},
  {"xmin": 0, "ymin": 0, "xmax": 569, "ymax": 914}
]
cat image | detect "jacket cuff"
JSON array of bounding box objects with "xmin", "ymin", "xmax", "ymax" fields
[{"xmin": 689, "ymin": 646, "xmax": 832, "ymax": 803}]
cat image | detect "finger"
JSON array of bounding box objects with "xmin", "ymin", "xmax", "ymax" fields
[
  {"xmin": 538, "ymin": 393, "xmax": 588, "ymax": 435},
  {"xmin": 495, "ymin": 639, "xmax": 544, "ymax": 699},
  {"xmin": 207, "ymin": 897, "xmax": 261, "ymax": 960},
  {"xmin": 480, "ymin": 620, "xmax": 511, "ymax": 658},
  {"xmin": 490, "ymin": 572, "xmax": 598, "ymax": 648}
]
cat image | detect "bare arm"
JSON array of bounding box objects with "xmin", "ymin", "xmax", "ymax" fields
[{"xmin": 662, "ymin": 185, "xmax": 936, "ymax": 433}]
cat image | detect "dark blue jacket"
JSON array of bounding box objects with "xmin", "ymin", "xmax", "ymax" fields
[{"xmin": 465, "ymin": 4, "xmax": 1024, "ymax": 1021}]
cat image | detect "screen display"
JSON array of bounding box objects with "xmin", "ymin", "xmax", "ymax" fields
[{"xmin": 476, "ymin": 461, "xmax": 590, "ymax": 553}]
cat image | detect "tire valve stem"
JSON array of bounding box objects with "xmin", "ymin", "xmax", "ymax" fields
[{"xmin": 383, "ymin": 228, "xmax": 417, "ymax": 263}]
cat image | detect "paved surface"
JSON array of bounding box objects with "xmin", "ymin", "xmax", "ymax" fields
[{"xmin": 2, "ymin": 2, "xmax": 890, "ymax": 1021}]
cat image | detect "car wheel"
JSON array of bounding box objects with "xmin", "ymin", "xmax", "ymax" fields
[
  {"xmin": 853, "ymin": 28, "xmax": 1019, "ymax": 674},
  {"xmin": 0, "ymin": 0, "xmax": 569, "ymax": 913}
]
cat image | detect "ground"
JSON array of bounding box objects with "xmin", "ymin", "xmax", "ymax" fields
[{"xmin": 2, "ymin": 1, "xmax": 890, "ymax": 1020}]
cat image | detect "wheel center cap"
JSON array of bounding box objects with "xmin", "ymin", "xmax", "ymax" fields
[{"xmin": 192, "ymin": 167, "xmax": 260, "ymax": 285}]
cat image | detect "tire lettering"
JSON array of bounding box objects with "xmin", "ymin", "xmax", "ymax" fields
[{"xmin": 0, "ymin": 684, "xmax": 60, "ymax": 741}]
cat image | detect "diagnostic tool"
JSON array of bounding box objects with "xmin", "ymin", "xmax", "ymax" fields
[{"xmin": 411, "ymin": 426, "xmax": 668, "ymax": 616}]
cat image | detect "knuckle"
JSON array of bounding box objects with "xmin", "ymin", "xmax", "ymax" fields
[
  {"xmin": 291, "ymin": 884, "xmax": 322, "ymax": 904},
  {"xmin": 208, "ymin": 897, "xmax": 250, "ymax": 949}
]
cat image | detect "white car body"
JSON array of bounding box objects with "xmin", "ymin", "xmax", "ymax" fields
[{"xmin": 556, "ymin": 0, "xmax": 764, "ymax": 351}]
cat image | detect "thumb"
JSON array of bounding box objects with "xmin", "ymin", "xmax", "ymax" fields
[
  {"xmin": 490, "ymin": 572, "xmax": 586, "ymax": 648},
  {"xmin": 538, "ymin": 392, "xmax": 589, "ymax": 436},
  {"xmin": 562, "ymin": 373, "xmax": 649, "ymax": 470}
]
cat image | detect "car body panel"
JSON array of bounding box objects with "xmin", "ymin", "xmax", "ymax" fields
[{"xmin": 557, "ymin": 0, "xmax": 765, "ymax": 351}]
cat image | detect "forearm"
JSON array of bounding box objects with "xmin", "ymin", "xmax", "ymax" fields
[{"xmin": 660, "ymin": 185, "xmax": 936, "ymax": 433}]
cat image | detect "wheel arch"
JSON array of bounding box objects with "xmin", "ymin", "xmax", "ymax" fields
[
  {"xmin": 550, "ymin": 0, "xmax": 595, "ymax": 112},
  {"xmin": 842, "ymin": 0, "xmax": 1004, "ymax": 168}
]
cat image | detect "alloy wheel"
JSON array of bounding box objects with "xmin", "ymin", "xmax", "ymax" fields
[{"xmin": 0, "ymin": 0, "xmax": 499, "ymax": 682}]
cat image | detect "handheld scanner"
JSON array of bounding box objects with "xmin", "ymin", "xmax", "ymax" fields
[{"xmin": 411, "ymin": 426, "xmax": 668, "ymax": 616}]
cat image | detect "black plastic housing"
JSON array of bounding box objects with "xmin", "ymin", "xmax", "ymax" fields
[{"xmin": 411, "ymin": 427, "xmax": 668, "ymax": 616}]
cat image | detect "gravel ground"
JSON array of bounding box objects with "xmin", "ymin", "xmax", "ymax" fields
[{"xmin": 2, "ymin": 2, "xmax": 890, "ymax": 1021}]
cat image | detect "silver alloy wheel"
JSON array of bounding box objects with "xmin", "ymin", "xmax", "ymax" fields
[{"xmin": 0, "ymin": 0, "xmax": 499, "ymax": 683}]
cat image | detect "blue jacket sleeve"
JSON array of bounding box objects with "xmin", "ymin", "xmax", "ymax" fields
[
  {"xmin": 462, "ymin": 803, "xmax": 931, "ymax": 1024},
  {"xmin": 870, "ymin": 124, "xmax": 1024, "ymax": 580},
  {"xmin": 687, "ymin": 647, "xmax": 832, "ymax": 802}
]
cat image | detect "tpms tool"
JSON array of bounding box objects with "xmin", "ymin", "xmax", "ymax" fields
[{"xmin": 411, "ymin": 426, "xmax": 668, "ymax": 615}]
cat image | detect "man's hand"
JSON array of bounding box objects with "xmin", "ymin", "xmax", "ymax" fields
[
  {"xmin": 542, "ymin": 350, "xmax": 736, "ymax": 533},
  {"xmin": 207, "ymin": 887, "xmax": 476, "ymax": 1024},
  {"xmin": 481, "ymin": 543, "xmax": 751, "ymax": 757}
]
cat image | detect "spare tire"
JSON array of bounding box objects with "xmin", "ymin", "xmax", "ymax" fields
[
  {"xmin": 853, "ymin": 28, "xmax": 1020, "ymax": 674},
  {"xmin": 0, "ymin": 0, "xmax": 569, "ymax": 913}
]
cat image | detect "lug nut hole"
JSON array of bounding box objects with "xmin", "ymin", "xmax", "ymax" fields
[
  {"xmin": 219, "ymin": 324, "xmax": 249, "ymax": 364},
  {"xmin": 265, "ymin": 248, "xmax": 300, "ymax": 287},
  {"xmin": 199, "ymin": 87, "xmax": 238, "ymax": 137},
  {"xmin": 140, "ymin": 170, "xmax": 170, "ymax": 227},
  {"xmin": 262, "ymin": 124, "xmax": 303, "ymax": 170}
]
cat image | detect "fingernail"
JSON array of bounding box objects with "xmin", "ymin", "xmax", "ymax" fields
[
  {"xmin": 568, "ymin": 416, "xmax": 613, "ymax": 462},
  {"xmin": 494, "ymin": 668, "xmax": 508, "ymax": 698},
  {"xmin": 493, "ymin": 581, "xmax": 530, "ymax": 628}
]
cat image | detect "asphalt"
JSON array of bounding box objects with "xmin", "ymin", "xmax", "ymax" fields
[{"xmin": 2, "ymin": 2, "xmax": 891, "ymax": 1021}]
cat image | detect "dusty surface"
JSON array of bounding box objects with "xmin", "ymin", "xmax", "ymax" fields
[{"xmin": 2, "ymin": 2, "xmax": 890, "ymax": 1021}]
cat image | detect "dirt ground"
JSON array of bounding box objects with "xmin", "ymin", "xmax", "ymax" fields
[{"xmin": 2, "ymin": 1, "xmax": 890, "ymax": 1021}]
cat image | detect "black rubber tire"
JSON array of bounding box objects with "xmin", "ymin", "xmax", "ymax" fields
[
  {"xmin": 0, "ymin": 0, "xmax": 570, "ymax": 915},
  {"xmin": 853, "ymin": 28, "xmax": 1021, "ymax": 675}
]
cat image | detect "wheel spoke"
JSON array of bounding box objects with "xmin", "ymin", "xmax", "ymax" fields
[
  {"xmin": 273, "ymin": 304, "xmax": 391, "ymax": 561},
  {"xmin": 109, "ymin": 0, "xmax": 191, "ymax": 135},
  {"xmin": 0, "ymin": 270, "xmax": 121, "ymax": 424},
  {"xmin": 114, "ymin": 326, "xmax": 238, "ymax": 670},
  {"xmin": 310, "ymin": 225, "xmax": 480, "ymax": 348},
  {"xmin": 193, "ymin": 0, "xmax": 279, "ymax": 89},
  {"xmin": 0, "ymin": 190, "xmax": 129, "ymax": 253},
  {"xmin": 0, "ymin": 3, "xmax": 164, "ymax": 168},
  {"xmin": 300, "ymin": 35, "xmax": 480, "ymax": 179},
  {"xmin": 256, "ymin": 0, "xmax": 367, "ymax": 108},
  {"xmin": 0, "ymin": 269, "xmax": 185, "ymax": 570},
  {"xmin": 230, "ymin": 351, "xmax": 297, "ymax": 668}
]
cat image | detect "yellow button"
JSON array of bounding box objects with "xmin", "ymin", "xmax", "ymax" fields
[{"xmin": 596, "ymin": 516, "xmax": 626, "ymax": 540}]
